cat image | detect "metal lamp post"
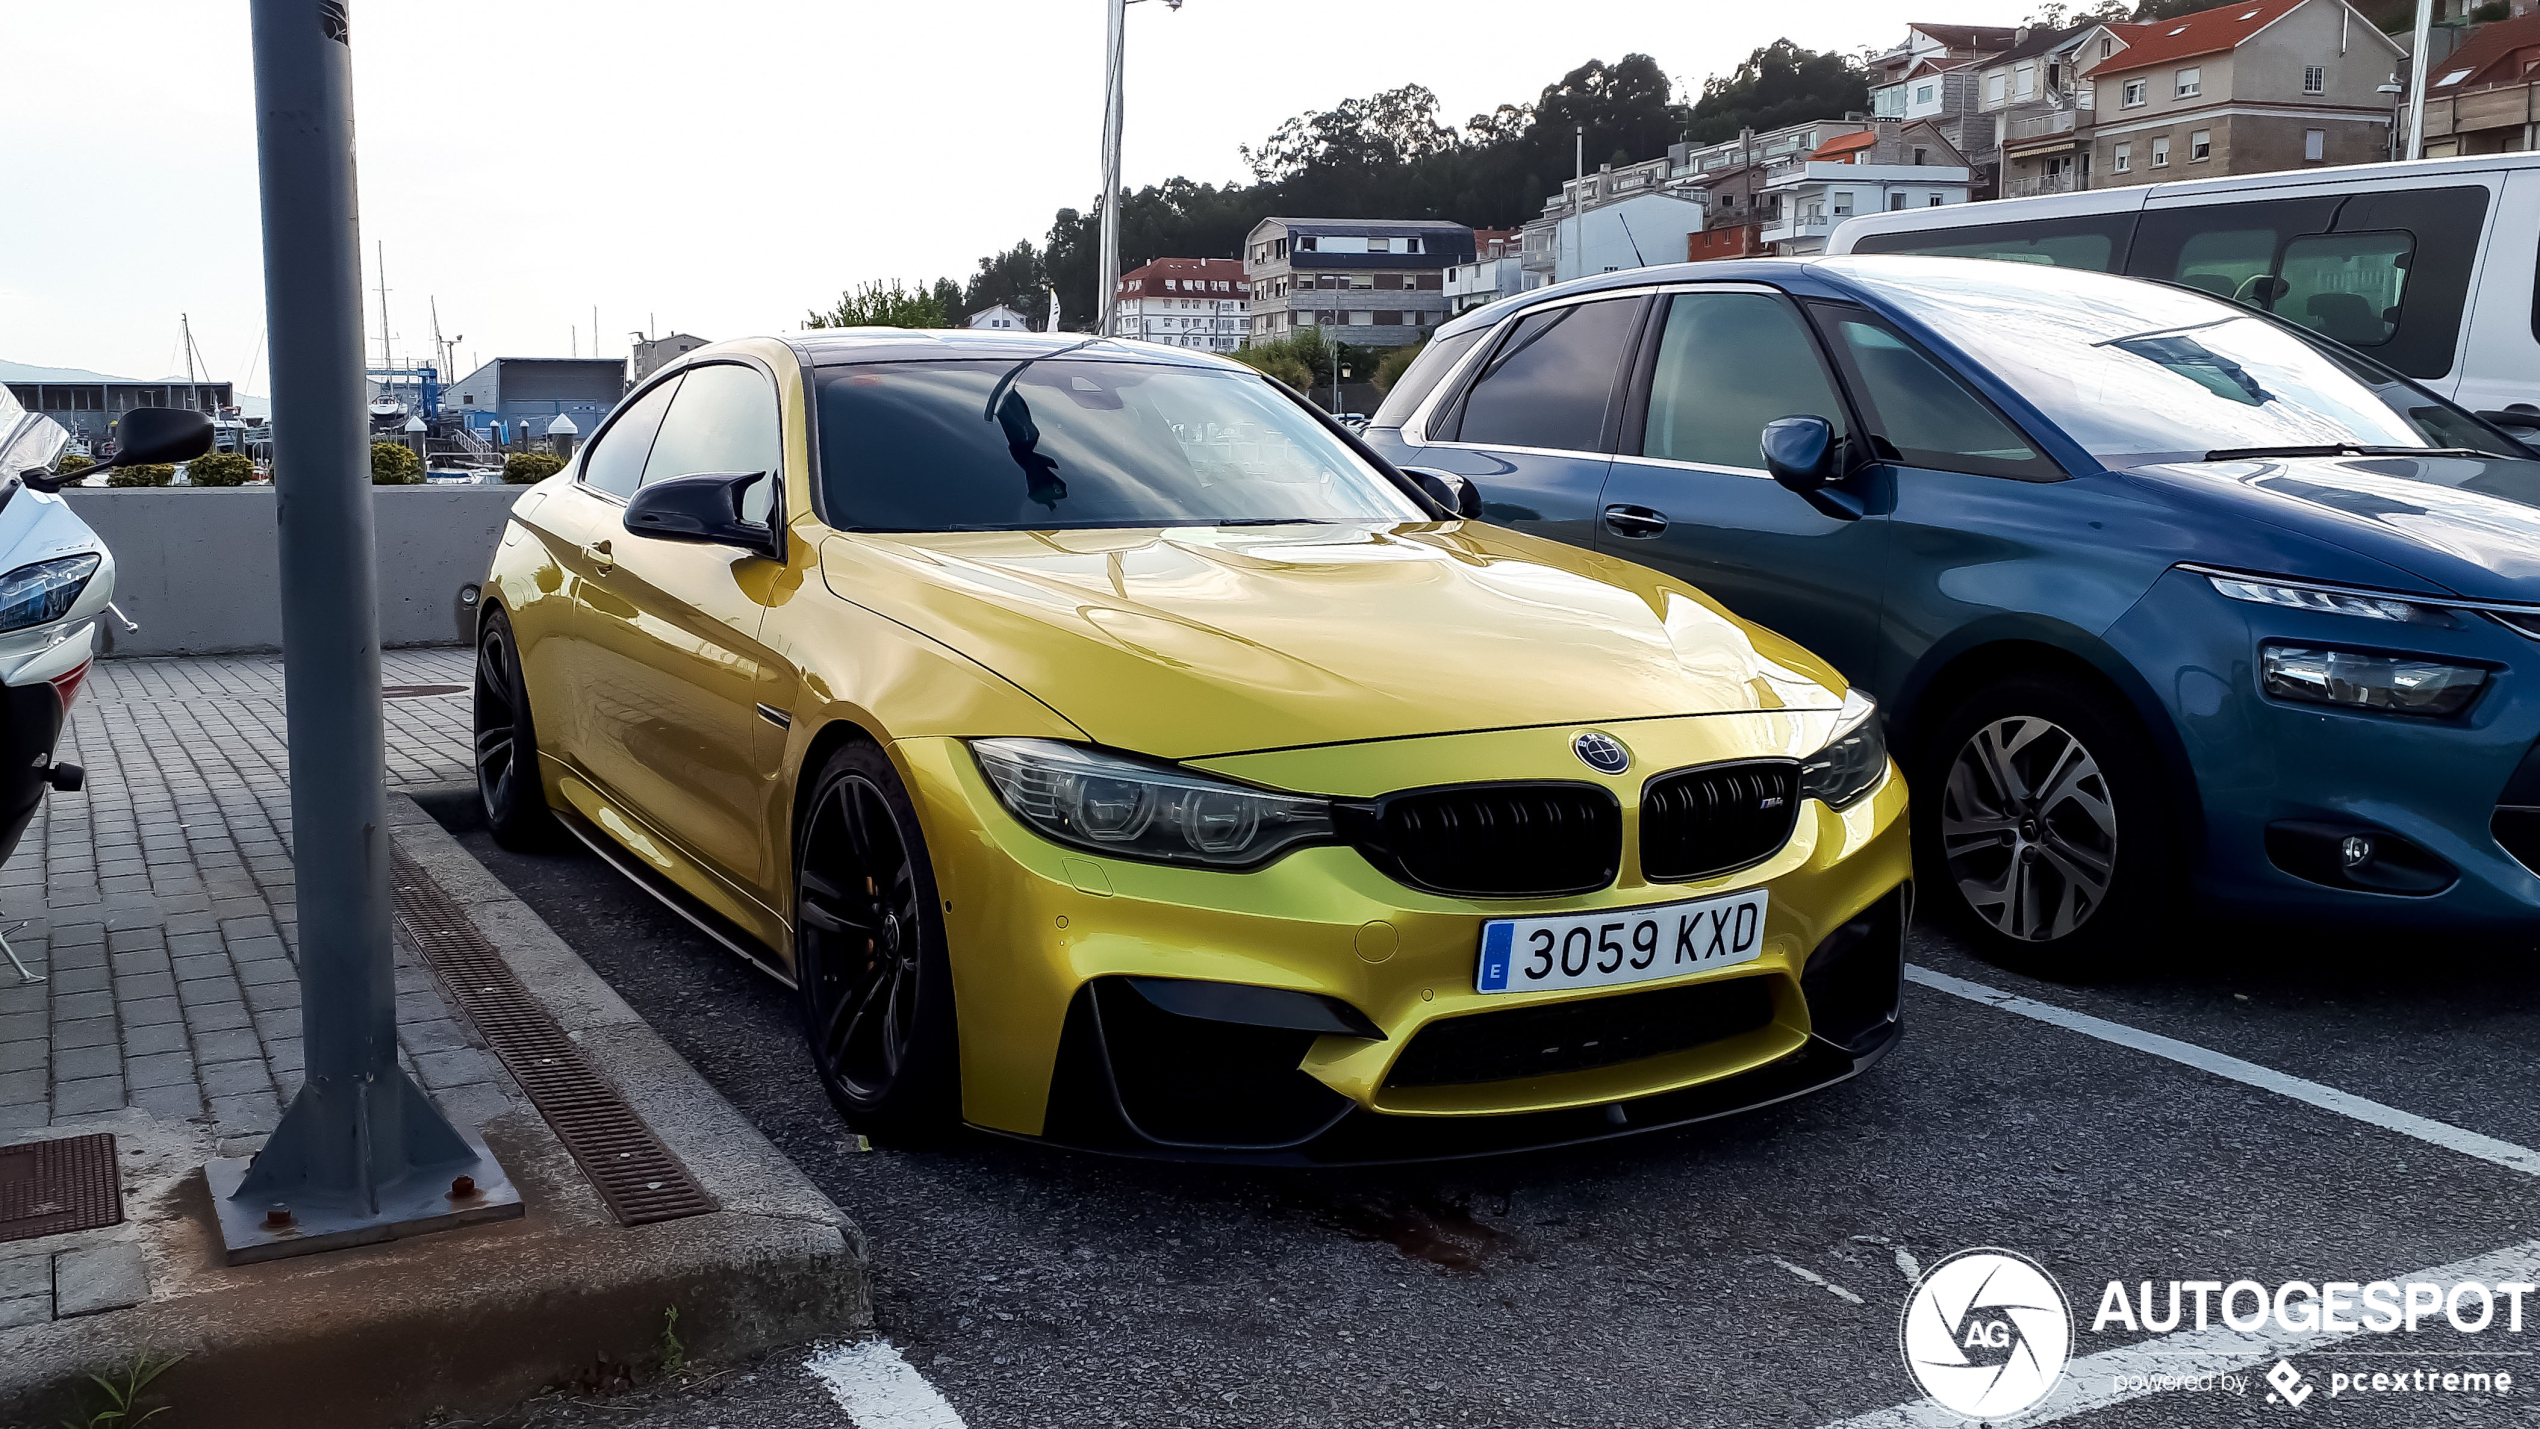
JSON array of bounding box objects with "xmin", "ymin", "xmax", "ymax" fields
[
  {"xmin": 1095, "ymin": 0, "xmax": 1183, "ymax": 337},
  {"xmin": 209, "ymin": 0, "xmax": 519, "ymax": 1264},
  {"xmin": 2404, "ymin": 0, "xmax": 2433, "ymax": 161}
]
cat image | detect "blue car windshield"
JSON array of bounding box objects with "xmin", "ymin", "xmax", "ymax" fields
[
  {"xmin": 813, "ymin": 358, "xmax": 1426, "ymax": 531},
  {"xmin": 1827, "ymin": 257, "xmax": 2521, "ymax": 467}
]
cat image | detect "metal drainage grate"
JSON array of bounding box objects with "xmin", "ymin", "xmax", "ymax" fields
[
  {"xmin": 0, "ymin": 1132, "xmax": 122, "ymax": 1244},
  {"xmin": 383, "ymin": 683, "xmax": 469, "ymax": 701},
  {"xmin": 389, "ymin": 842, "xmax": 716, "ymax": 1226}
]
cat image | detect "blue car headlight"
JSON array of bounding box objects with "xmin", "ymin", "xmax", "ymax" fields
[
  {"xmin": 2260, "ymin": 643, "xmax": 2487, "ymax": 717},
  {"xmin": 1799, "ymin": 688, "xmax": 1887, "ymax": 810},
  {"xmin": 2206, "ymin": 573, "xmax": 2457, "ymax": 627},
  {"xmin": 0, "ymin": 554, "xmax": 101, "ymax": 634},
  {"xmin": 971, "ymin": 738, "xmax": 1335, "ymax": 868}
]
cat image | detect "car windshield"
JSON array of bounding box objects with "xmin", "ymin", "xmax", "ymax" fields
[
  {"xmin": 814, "ymin": 357, "xmax": 1428, "ymax": 531},
  {"xmin": 1825, "ymin": 257, "xmax": 2523, "ymax": 468}
]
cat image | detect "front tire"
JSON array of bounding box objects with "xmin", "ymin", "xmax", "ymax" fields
[
  {"xmin": 794, "ymin": 740, "xmax": 959, "ymax": 1139},
  {"xmin": 1918, "ymin": 674, "xmax": 2176, "ymax": 975},
  {"xmin": 474, "ymin": 609, "xmax": 554, "ymax": 850}
]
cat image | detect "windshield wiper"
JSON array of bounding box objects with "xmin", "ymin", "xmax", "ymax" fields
[{"xmin": 2203, "ymin": 444, "xmax": 2495, "ymax": 461}]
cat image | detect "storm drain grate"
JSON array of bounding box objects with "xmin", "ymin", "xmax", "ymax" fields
[
  {"xmin": 0, "ymin": 1132, "xmax": 122, "ymax": 1244},
  {"xmin": 389, "ymin": 843, "xmax": 716, "ymax": 1226}
]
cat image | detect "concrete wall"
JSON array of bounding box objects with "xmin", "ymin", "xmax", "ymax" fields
[{"xmin": 63, "ymin": 485, "xmax": 521, "ymax": 658}]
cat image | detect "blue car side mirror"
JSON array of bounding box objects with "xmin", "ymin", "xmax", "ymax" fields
[
  {"xmin": 623, "ymin": 470, "xmax": 783, "ymax": 560},
  {"xmin": 1761, "ymin": 415, "xmax": 1864, "ymax": 522}
]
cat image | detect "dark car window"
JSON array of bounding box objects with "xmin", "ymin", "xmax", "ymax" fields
[
  {"xmin": 1809, "ymin": 304, "xmax": 2059, "ymax": 481},
  {"xmin": 643, "ymin": 362, "xmax": 784, "ymax": 523},
  {"xmin": 1847, "ymin": 211, "xmax": 2136, "ymax": 271},
  {"xmin": 1370, "ymin": 328, "xmax": 1484, "ymax": 431},
  {"xmin": 2125, "ymin": 186, "xmax": 2488, "ymax": 380},
  {"xmin": 1444, "ymin": 296, "xmax": 1641, "ymax": 452},
  {"xmin": 814, "ymin": 359, "xmax": 1427, "ymax": 532},
  {"xmin": 579, "ymin": 376, "xmax": 680, "ymax": 500},
  {"xmin": 1639, "ymin": 292, "xmax": 1849, "ymax": 469}
]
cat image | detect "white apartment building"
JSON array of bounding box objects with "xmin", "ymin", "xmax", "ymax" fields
[{"xmin": 1114, "ymin": 258, "xmax": 1248, "ymax": 353}]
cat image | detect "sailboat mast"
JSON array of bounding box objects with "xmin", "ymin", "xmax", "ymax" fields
[
  {"xmin": 182, "ymin": 313, "xmax": 197, "ymax": 386},
  {"xmin": 376, "ymin": 240, "xmax": 392, "ymax": 374}
]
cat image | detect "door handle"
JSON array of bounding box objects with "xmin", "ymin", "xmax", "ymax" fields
[
  {"xmin": 1602, "ymin": 504, "xmax": 1669, "ymax": 538},
  {"xmin": 584, "ymin": 538, "xmax": 614, "ymax": 574}
]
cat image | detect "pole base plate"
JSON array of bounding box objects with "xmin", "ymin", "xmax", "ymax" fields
[{"xmin": 206, "ymin": 1128, "xmax": 522, "ymax": 1266}]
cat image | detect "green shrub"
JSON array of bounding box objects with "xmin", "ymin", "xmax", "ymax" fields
[
  {"xmin": 504, "ymin": 451, "xmax": 565, "ymax": 485},
  {"xmin": 187, "ymin": 451, "xmax": 255, "ymax": 487},
  {"xmin": 1372, "ymin": 339, "xmax": 1427, "ymax": 396},
  {"xmin": 106, "ymin": 463, "xmax": 174, "ymax": 488},
  {"xmin": 2472, "ymin": 0, "xmax": 2509, "ymax": 19},
  {"xmin": 54, "ymin": 452, "xmax": 93, "ymax": 479},
  {"xmin": 371, "ymin": 441, "xmax": 423, "ymax": 485}
]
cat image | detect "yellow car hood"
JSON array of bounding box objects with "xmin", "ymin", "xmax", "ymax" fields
[{"xmin": 819, "ymin": 521, "xmax": 1844, "ymax": 759}]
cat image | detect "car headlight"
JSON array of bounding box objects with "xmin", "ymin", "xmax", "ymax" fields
[
  {"xmin": 0, "ymin": 554, "xmax": 100, "ymax": 634},
  {"xmin": 2207, "ymin": 574, "xmax": 2454, "ymax": 627},
  {"xmin": 971, "ymin": 738, "xmax": 1335, "ymax": 869},
  {"xmin": 1799, "ymin": 688, "xmax": 1887, "ymax": 810},
  {"xmin": 2259, "ymin": 644, "xmax": 2487, "ymax": 717}
]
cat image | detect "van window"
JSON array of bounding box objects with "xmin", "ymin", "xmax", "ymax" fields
[
  {"xmin": 2125, "ymin": 186, "xmax": 2488, "ymax": 380},
  {"xmin": 1846, "ymin": 211, "xmax": 2134, "ymax": 270}
]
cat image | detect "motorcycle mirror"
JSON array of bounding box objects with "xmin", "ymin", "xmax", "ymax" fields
[
  {"xmin": 18, "ymin": 467, "xmax": 66, "ymax": 495},
  {"xmin": 104, "ymin": 408, "xmax": 216, "ymax": 469}
]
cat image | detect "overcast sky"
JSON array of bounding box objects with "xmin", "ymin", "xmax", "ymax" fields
[{"xmin": 8, "ymin": 0, "xmax": 2036, "ymax": 393}]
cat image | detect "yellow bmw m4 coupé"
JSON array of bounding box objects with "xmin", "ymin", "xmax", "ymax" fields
[{"xmin": 472, "ymin": 330, "xmax": 1910, "ymax": 1162}]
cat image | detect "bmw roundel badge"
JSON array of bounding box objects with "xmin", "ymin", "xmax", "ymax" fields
[{"xmin": 1572, "ymin": 730, "xmax": 1631, "ymax": 775}]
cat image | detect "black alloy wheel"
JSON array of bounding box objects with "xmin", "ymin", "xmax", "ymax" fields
[
  {"xmin": 473, "ymin": 609, "xmax": 553, "ymax": 849},
  {"xmin": 1917, "ymin": 674, "xmax": 2176, "ymax": 976},
  {"xmin": 795, "ymin": 741, "xmax": 958, "ymax": 1137}
]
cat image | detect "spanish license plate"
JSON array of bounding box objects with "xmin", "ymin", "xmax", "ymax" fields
[{"xmin": 1475, "ymin": 890, "xmax": 1769, "ymax": 995}]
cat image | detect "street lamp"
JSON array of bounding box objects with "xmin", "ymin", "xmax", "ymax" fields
[{"xmin": 1096, "ymin": 0, "xmax": 1185, "ymax": 338}]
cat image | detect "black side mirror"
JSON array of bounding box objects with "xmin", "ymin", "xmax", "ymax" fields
[
  {"xmin": 1400, "ymin": 466, "xmax": 1483, "ymax": 520},
  {"xmin": 21, "ymin": 407, "xmax": 218, "ymax": 493},
  {"xmin": 1761, "ymin": 415, "xmax": 1863, "ymax": 522},
  {"xmin": 623, "ymin": 470, "xmax": 782, "ymax": 560},
  {"xmin": 111, "ymin": 408, "xmax": 216, "ymax": 467}
]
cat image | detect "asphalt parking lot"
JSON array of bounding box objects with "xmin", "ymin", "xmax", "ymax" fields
[{"xmin": 429, "ymin": 792, "xmax": 2540, "ymax": 1429}]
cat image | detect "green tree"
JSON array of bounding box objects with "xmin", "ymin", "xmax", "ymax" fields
[
  {"xmin": 504, "ymin": 451, "xmax": 565, "ymax": 485},
  {"xmin": 2023, "ymin": 1, "xmax": 2131, "ymax": 26},
  {"xmin": 371, "ymin": 441, "xmax": 422, "ymax": 485},
  {"xmin": 1685, "ymin": 40, "xmax": 1870, "ymax": 145},
  {"xmin": 106, "ymin": 463, "xmax": 174, "ymax": 488},
  {"xmin": 186, "ymin": 451, "xmax": 255, "ymax": 487},
  {"xmin": 963, "ymin": 241, "xmax": 1051, "ymax": 330},
  {"xmin": 805, "ymin": 280, "xmax": 951, "ymax": 330},
  {"xmin": 929, "ymin": 276, "xmax": 966, "ymax": 326}
]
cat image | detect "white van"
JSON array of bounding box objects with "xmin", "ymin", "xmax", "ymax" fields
[{"xmin": 1828, "ymin": 153, "xmax": 2540, "ymax": 429}]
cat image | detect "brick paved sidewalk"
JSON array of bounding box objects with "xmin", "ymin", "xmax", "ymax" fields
[{"xmin": 0, "ymin": 648, "xmax": 504, "ymax": 1326}]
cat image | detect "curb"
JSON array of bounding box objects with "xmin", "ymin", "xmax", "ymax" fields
[{"xmin": 0, "ymin": 792, "xmax": 869, "ymax": 1427}]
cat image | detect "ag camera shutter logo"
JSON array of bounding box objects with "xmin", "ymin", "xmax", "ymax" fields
[{"xmin": 1899, "ymin": 1247, "xmax": 2073, "ymax": 1419}]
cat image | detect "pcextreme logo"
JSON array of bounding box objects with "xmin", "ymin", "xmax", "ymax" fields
[{"xmin": 1899, "ymin": 1247, "xmax": 2074, "ymax": 1420}]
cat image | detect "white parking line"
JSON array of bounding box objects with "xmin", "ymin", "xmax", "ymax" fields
[
  {"xmin": 1815, "ymin": 967, "xmax": 2540, "ymax": 1427},
  {"xmin": 806, "ymin": 1340, "xmax": 967, "ymax": 1429},
  {"xmin": 1906, "ymin": 964, "xmax": 2540, "ymax": 1177},
  {"xmin": 1822, "ymin": 1236, "xmax": 2540, "ymax": 1428}
]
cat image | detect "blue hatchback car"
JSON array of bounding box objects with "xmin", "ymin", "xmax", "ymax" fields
[{"xmin": 1363, "ymin": 255, "xmax": 2540, "ymax": 966}]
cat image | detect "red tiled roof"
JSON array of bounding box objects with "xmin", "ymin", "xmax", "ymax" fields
[
  {"xmin": 2087, "ymin": 0, "xmax": 2305, "ymax": 74},
  {"xmin": 1811, "ymin": 131, "xmax": 1881, "ymax": 160},
  {"xmin": 1117, "ymin": 257, "xmax": 1247, "ymax": 295},
  {"xmin": 2432, "ymin": 12, "xmax": 2540, "ymax": 89}
]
